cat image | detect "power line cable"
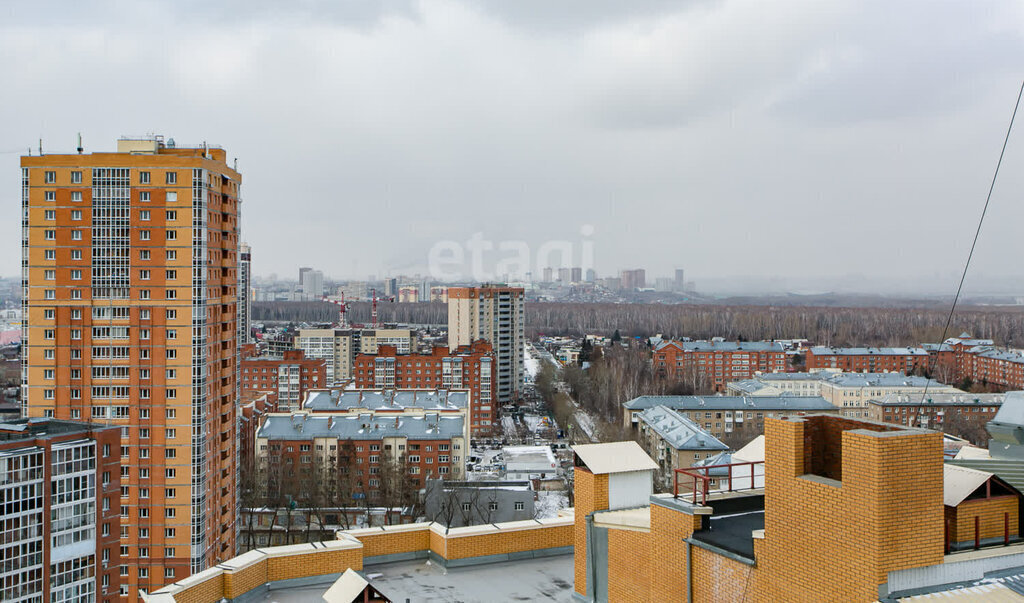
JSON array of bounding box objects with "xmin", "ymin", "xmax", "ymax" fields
[{"xmin": 922, "ymin": 79, "xmax": 1024, "ymax": 403}]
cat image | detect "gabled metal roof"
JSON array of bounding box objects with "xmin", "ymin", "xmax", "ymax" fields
[{"xmin": 943, "ymin": 464, "xmax": 993, "ymax": 507}]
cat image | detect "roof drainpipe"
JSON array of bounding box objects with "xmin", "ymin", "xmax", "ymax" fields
[{"xmin": 687, "ymin": 540, "xmax": 693, "ymax": 603}]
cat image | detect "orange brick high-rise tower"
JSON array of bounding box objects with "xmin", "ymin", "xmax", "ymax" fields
[{"xmin": 22, "ymin": 136, "xmax": 242, "ymax": 597}]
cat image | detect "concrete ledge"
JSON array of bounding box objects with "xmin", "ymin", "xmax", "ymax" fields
[
  {"xmin": 798, "ymin": 474, "xmax": 842, "ymax": 489},
  {"xmin": 363, "ymin": 550, "xmax": 430, "ymax": 566},
  {"xmin": 430, "ymin": 546, "xmax": 573, "ymax": 569},
  {"xmin": 266, "ymin": 571, "xmax": 344, "ymax": 591},
  {"xmin": 651, "ymin": 494, "xmax": 712, "ymax": 515},
  {"xmin": 684, "ymin": 537, "xmax": 756, "ymax": 566}
]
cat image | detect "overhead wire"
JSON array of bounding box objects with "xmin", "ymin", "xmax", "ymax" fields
[{"xmin": 921, "ymin": 79, "xmax": 1024, "ymax": 403}]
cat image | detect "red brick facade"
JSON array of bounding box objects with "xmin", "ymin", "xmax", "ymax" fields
[
  {"xmin": 653, "ymin": 341, "xmax": 786, "ymax": 392},
  {"xmin": 240, "ymin": 349, "xmax": 325, "ymax": 410},
  {"xmin": 804, "ymin": 346, "xmax": 930, "ymax": 373},
  {"xmin": 352, "ymin": 340, "xmax": 497, "ymax": 435}
]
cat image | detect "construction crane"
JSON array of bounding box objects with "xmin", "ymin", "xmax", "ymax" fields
[
  {"xmin": 321, "ymin": 295, "xmax": 350, "ymax": 328},
  {"xmin": 369, "ymin": 288, "xmax": 394, "ymax": 329}
]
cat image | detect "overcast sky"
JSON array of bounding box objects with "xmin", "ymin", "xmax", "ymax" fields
[{"xmin": 2, "ymin": 1, "xmax": 1023, "ymax": 291}]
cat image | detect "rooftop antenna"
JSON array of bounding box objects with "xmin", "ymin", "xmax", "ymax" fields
[
  {"xmin": 38, "ymin": 139, "xmax": 42, "ymax": 156},
  {"xmin": 76, "ymin": 133, "xmax": 83, "ymax": 154}
]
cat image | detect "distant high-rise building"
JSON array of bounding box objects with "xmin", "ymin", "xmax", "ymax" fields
[
  {"xmin": 654, "ymin": 277, "xmax": 674, "ymax": 292},
  {"xmin": 300, "ymin": 268, "xmax": 324, "ymax": 300},
  {"xmin": 22, "ymin": 136, "xmax": 241, "ymax": 595},
  {"xmin": 384, "ymin": 278, "xmax": 398, "ymax": 297},
  {"xmin": 585, "ymin": 268, "xmax": 596, "ymax": 282},
  {"xmin": 542, "ymin": 267, "xmax": 553, "ymax": 283},
  {"xmin": 620, "ymin": 269, "xmax": 646, "ymax": 290},
  {"xmin": 448, "ymin": 285, "xmax": 525, "ymax": 404},
  {"xmin": 558, "ymin": 267, "xmax": 571, "ymax": 283},
  {"xmin": 571, "ymin": 267, "xmax": 582, "ymax": 283},
  {"xmin": 239, "ymin": 242, "xmax": 252, "ymax": 343}
]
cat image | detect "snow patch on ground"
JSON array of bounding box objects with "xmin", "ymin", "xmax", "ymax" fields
[
  {"xmin": 573, "ymin": 410, "xmax": 596, "ymax": 441},
  {"xmin": 535, "ymin": 491, "xmax": 569, "ymax": 519},
  {"xmin": 524, "ymin": 347, "xmax": 540, "ymax": 379}
]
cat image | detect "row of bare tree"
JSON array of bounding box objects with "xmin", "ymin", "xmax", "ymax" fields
[
  {"xmin": 254, "ymin": 300, "xmax": 1024, "ymax": 347},
  {"xmin": 238, "ymin": 443, "xmax": 420, "ymax": 550}
]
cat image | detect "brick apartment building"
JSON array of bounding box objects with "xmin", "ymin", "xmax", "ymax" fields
[
  {"xmin": 920, "ymin": 334, "xmax": 1024, "ymax": 391},
  {"xmin": 962, "ymin": 347, "xmax": 1024, "ymax": 390},
  {"xmin": 254, "ymin": 413, "xmax": 467, "ymax": 496},
  {"xmin": 240, "ymin": 349, "xmax": 325, "ymax": 411},
  {"xmin": 239, "ymin": 390, "xmax": 277, "ymax": 466},
  {"xmin": 866, "ymin": 392, "xmax": 1004, "ymax": 432},
  {"xmin": 804, "ymin": 345, "xmax": 930, "ymax": 373},
  {"xmin": 21, "ymin": 136, "xmax": 241, "ymax": 597},
  {"xmin": 652, "ymin": 340, "xmax": 786, "ymax": 392},
  {"xmin": 352, "ymin": 340, "xmax": 496, "ymax": 434},
  {"xmin": 0, "ymin": 419, "xmax": 121, "ymax": 602},
  {"xmin": 573, "ymin": 414, "xmax": 1024, "ymax": 601}
]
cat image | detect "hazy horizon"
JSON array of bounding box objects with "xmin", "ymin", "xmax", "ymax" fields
[{"xmin": 2, "ymin": 1, "xmax": 1023, "ymax": 293}]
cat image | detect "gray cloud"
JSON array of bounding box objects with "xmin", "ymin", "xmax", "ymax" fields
[{"xmin": 1, "ymin": 0, "xmax": 1023, "ymax": 293}]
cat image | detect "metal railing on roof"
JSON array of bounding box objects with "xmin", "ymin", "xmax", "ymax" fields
[{"xmin": 674, "ymin": 460, "xmax": 764, "ymax": 505}]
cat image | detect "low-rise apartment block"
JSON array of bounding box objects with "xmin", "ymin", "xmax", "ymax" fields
[
  {"xmin": 866, "ymin": 392, "xmax": 1004, "ymax": 431},
  {"xmin": 623, "ymin": 394, "xmax": 837, "ymax": 444},
  {"xmin": 0, "ymin": 419, "xmax": 121, "ymax": 602},
  {"xmin": 804, "ymin": 345, "xmax": 930, "ymax": 373},
  {"xmin": 817, "ymin": 372, "xmax": 962, "ymax": 418},
  {"xmin": 653, "ymin": 340, "xmax": 786, "ymax": 392},
  {"xmin": 352, "ymin": 340, "xmax": 496, "ymax": 434},
  {"xmin": 254, "ymin": 412, "xmax": 467, "ymax": 493},
  {"xmin": 423, "ymin": 479, "xmax": 536, "ymax": 527},
  {"xmin": 726, "ymin": 371, "xmax": 834, "ymax": 396},
  {"xmin": 635, "ymin": 406, "xmax": 729, "ymax": 490}
]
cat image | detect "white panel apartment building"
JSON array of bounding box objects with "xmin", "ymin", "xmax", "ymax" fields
[{"xmin": 448, "ymin": 285, "xmax": 524, "ymax": 405}]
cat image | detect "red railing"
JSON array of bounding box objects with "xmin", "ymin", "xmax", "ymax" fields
[{"xmin": 674, "ymin": 461, "xmax": 764, "ymax": 505}]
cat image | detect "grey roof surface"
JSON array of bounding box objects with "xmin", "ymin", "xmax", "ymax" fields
[
  {"xmin": 624, "ymin": 395, "xmax": 836, "ymax": 412},
  {"xmin": 0, "ymin": 418, "xmax": 113, "ymax": 442},
  {"xmin": 638, "ymin": 407, "xmax": 729, "ymax": 451},
  {"xmin": 870, "ymin": 393, "xmax": 1005, "ymax": 406},
  {"xmin": 655, "ymin": 340, "xmax": 783, "ymax": 353},
  {"xmin": 303, "ymin": 389, "xmax": 469, "ymax": 411},
  {"xmin": 692, "ymin": 451, "xmax": 734, "ymax": 475},
  {"xmin": 973, "ymin": 347, "xmax": 1024, "ymax": 365},
  {"xmin": 257, "ymin": 414, "xmax": 465, "ymax": 441},
  {"xmin": 256, "ymin": 555, "xmax": 575, "ymax": 602},
  {"xmin": 755, "ymin": 372, "xmax": 831, "ymax": 382},
  {"xmin": 808, "ymin": 346, "xmax": 929, "ymax": 356},
  {"xmin": 993, "ymin": 392, "xmax": 1024, "ymax": 427},
  {"xmin": 727, "ymin": 379, "xmax": 777, "ymax": 394},
  {"xmin": 822, "ymin": 373, "xmax": 942, "ymax": 388}
]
